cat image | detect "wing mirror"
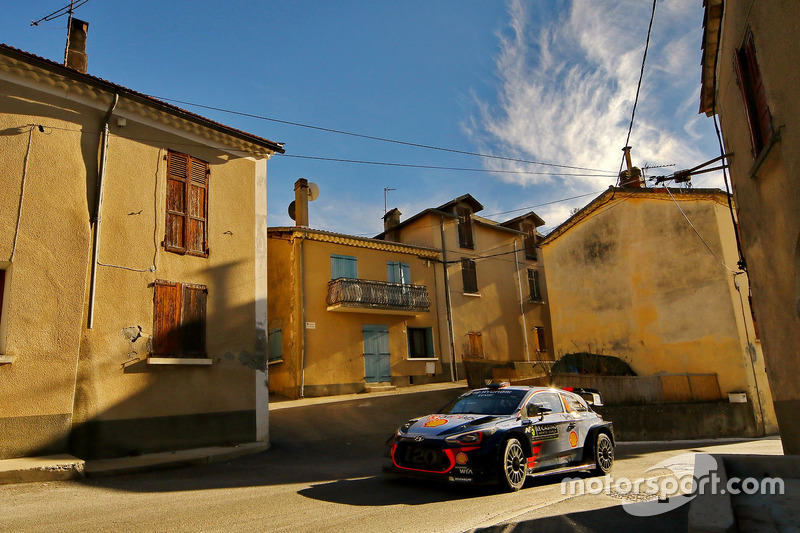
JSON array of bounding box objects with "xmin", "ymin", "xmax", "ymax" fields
[{"xmin": 526, "ymin": 404, "xmax": 552, "ymax": 417}]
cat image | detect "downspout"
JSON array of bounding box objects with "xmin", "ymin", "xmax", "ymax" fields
[
  {"xmin": 513, "ymin": 240, "xmax": 531, "ymax": 362},
  {"xmin": 299, "ymin": 233, "xmax": 307, "ymax": 398},
  {"xmin": 87, "ymin": 93, "xmax": 118, "ymax": 329},
  {"xmin": 439, "ymin": 217, "xmax": 457, "ymax": 382}
]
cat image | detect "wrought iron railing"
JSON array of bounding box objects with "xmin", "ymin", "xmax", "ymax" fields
[{"xmin": 327, "ymin": 278, "xmax": 430, "ymax": 312}]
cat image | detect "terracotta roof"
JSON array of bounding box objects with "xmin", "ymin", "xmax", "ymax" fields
[
  {"xmin": 268, "ymin": 226, "xmax": 441, "ymax": 257},
  {"xmin": 0, "ymin": 43, "xmax": 285, "ymax": 154}
]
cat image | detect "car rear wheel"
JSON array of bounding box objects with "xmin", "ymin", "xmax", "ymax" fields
[
  {"xmin": 592, "ymin": 432, "xmax": 614, "ymax": 475},
  {"xmin": 499, "ymin": 438, "xmax": 527, "ymax": 492}
]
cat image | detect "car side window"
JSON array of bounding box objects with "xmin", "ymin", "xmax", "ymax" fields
[
  {"xmin": 562, "ymin": 393, "xmax": 588, "ymax": 412},
  {"xmin": 530, "ymin": 392, "xmax": 564, "ymax": 414}
]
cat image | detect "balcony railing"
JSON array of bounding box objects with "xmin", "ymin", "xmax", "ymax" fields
[{"xmin": 327, "ymin": 278, "xmax": 430, "ymax": 313}]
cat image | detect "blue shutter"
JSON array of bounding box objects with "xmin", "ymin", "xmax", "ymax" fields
[
  {"xmin": 387, "ymin": 261, "xmax": 399, "ymax": 283},
  {"xmin": 331, "ymin": 255, "xmax": 358, "ymax": 279},
  {"xmin": 400, "ymin": 263, "xmax": 410, "ymax": 285},
  {"xmin": 424, "ymin": 327, "xmax": 434, "ymax": 357}
]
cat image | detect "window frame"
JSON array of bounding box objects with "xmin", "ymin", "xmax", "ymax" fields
[
  {"xmin": 461, "ymin": 258, "xmax": 478, "ymax": 294},
  {"xmin": 735, "ymin": 30, "xmax": 773, "ymax": 157},
  {"xmin": 528, "ymin": 268, "xmax": 542, "ymax": 302},
  {"xmin": 152, "ymin": 279, "xmax": 208, "ymax": 359},
  {"xmin": 330, "ymin": 254, "xmax": 358, "ymax": 280},
  {"xmin": 164, "ymin": 150, "xmax": 210, "ymax": 258},
  {"xmin": 407, "ymin": 326, "xmax": 435, "ymax": 359}
]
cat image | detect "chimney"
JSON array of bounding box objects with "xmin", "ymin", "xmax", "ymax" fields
[
  {"xmin": 294, "ymin": 178, "xmax": 309, "ymax": 227},
  {"xmin": 65, "ymin": 18, "xmax": 89, "ymax": 73},
  {"xmin": 383, "ymin": 208, "xmax": 402, "ymax": 242}
]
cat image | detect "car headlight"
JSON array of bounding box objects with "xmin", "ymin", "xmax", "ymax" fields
[{"xmin": 445, "ymin": 428, "xmax": 495, "ymax": 444}]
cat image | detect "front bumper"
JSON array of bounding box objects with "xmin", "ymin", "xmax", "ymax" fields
[{"xmin": 385, "ymin": 438, "xmax": 498, "ymax": 485}]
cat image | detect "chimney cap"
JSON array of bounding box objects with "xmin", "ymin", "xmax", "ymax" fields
[{"xmin": 383, "ymin": 207, "xmax": 402, "ymax": 221}]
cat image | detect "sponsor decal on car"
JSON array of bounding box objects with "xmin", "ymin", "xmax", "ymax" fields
[
  {"xmin": 569, "ymin": 430, "xmax": 579, "ymax": 448},
  {"xmin": 424, "ymin": 415, "xmax": 448, "ymax": 428},
  {"xmin": 533, "ymin": 423, "xmax": 559, "ymax": 440}
]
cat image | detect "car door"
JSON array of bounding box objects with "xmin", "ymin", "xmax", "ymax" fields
[
  {"xmin": 559, "ymin": 391, "xmax": 593, "ymax": 463},
  {"xmin": 525, "ymin": 391, "xmax": 572, "ymax": 470}
]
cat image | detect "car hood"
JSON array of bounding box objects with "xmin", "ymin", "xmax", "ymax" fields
[{"xmin": 402, "ymin": 413, "xmax": 511, "ymax": 438}]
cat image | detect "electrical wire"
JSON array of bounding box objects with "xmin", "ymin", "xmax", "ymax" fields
[
  {"xmin": 31, "ymin": 0, "xmax": 90, "ymax": 26},
  {"xmin": 149, "ymin": 95, "xmax": 612, "ymax": 174},
  {"xmin": 616, "ymin": 0, "xmax": 658, "ymax": 185}
]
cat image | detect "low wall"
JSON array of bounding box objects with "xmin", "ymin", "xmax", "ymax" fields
[{"xmin": 596, "ymin": 402, "xmax": 760, "ymax": 441}]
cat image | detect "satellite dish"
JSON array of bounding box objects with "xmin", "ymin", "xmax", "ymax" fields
[
  {"xmin": 308, "ymin": 182, "xmax": 320, "ymax": 202},
  {"xmin": 288, "ymin": 201, "xmax": 296, "ymax": 221}
]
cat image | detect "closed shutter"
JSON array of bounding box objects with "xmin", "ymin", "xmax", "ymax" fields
[
  {"xmin": 153, "ymin": 280, "xmax": 181, "ymax": 355},
  {"xmin": 268, "ymin": 328, "xmax": 283, "ymax": 362},
  {"xmin": 457, "ymin": 207, "xmax": 474, "ymax": 249},
  {"xmin": 331, "ymin": 255, "xmax": 358, "ymax": 279},
  {"xmin": 528, "ymin": 269, "xmax": 541, "ymax": 301},
  {"xmin": 387, "ymin": 262, "xmax": 410, "ymax": 284},
  {"xmin": 182, "ymin": 283, "xmax": 207, "ymax": 356},
  {"xmin": 736, "ymin": 31, "xmax": 773, "ymax": 154},
  {"xmin": 468, "ymin": 332, "xmax": 483, "ymax": 357},
  {"xmin": 165, "ymin": 151, "xmax": 209, "ymax": 256},
  {"xmin": 461, "ymin": 258, "xmax": 478, "ymax": 293},
  {"xmin": 536, "ymin": 327, "xmax": 547, "ymax": 351}
]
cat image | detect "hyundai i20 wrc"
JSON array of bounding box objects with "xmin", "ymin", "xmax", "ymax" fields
[{"xmin": 384, "ymin": 383, "xmax": 614, "ymax": 491}]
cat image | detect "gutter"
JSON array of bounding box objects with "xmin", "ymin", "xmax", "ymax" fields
[
  {"xmin": 87, "ymin": 93, "xmax": 118, "ymax": 329},
  {"xmin": 440, "ymin": 217, "xmax": 457, "ymax": 382},
  {"xmin": 513, "ymin": 239, "xmax": 531, "ymax": 362}
]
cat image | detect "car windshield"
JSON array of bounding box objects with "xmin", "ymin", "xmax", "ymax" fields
[{"xmin": 438, "ymin": 389, "xmax": 528, "ymax": 416}]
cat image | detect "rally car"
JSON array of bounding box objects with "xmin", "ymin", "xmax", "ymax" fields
[{"xmin": 384, "ymin": 383, "xmax": 614, "ymax": 491}]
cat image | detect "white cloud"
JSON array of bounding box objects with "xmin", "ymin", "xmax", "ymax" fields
[{"xmin": 471, "ymin": 0, "xmax": 720, "ymax": 200}]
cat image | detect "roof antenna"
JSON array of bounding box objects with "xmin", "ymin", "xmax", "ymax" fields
[
  {"xmin": 63, "ymin": 1, "xmax": 75, "ymax": 65},
  {"xmin": 384, "ymin": 187, "xmax": 396, "ymax": 216}
]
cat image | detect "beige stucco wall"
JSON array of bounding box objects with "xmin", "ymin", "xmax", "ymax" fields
[
  {"xmin": 267, "ymin": 230, "xmax": 443, "ymax": 398},
  {"xmin": 542, "ymin": 192, "xmax": 776, "ymax": 433},
  {"xmin": 711, "ymin": 0, "xmax": 800, "ymax": 451},
  {"xmin": 0, "ymin": 68, "xmax": 270, "ymax": 458}
]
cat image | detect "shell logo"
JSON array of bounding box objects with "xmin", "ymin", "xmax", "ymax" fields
[
  {"xmin": 569, "ymin": 430, "xmax": 579, "ymax": 448},
  {"xmin": 423, "ymin": 416, "xmax": 448, "ymax": 428},
  {"xmin": 455, "ymin": 452, "xmax": 469, "ymax": 465}
]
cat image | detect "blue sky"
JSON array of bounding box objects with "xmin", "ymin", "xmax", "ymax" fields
[{"xmin": 3, "ymin": 0, "xmax": 723, "ymax": 235}]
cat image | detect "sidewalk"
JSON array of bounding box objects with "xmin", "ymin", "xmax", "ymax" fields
[{"xmin": 0, "ymin": 380, "xmax": 469, "ymax": 485}]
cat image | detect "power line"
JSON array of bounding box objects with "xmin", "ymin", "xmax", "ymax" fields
[
  {"xmin": 616, "ymin": 0, "xmax": 658, "ymax": 185},
  {"xmin": 277, "ymin": 153, "xmax": 615, "ymax": 178},
  {"xmin": 31, "ymin": 0, "xmax": 90, "ymax": 26},
  {"xmin": 149, "ymin": 95, "xmax": 613, "ymax": 174}
]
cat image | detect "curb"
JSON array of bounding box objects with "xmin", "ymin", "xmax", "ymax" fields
[{"xmin": 0, "ymin": 455, "xmax": 85, "ymax": 485}]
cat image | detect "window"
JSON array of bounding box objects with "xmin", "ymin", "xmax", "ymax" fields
[
  {"xmin": 456, "ymin": 207, "xmax": 474, "ymax": 249},
  {"xmin": 387, "ymin": 262, "xmax": 410, "ymax": 284},
  {"xmin": 534, "ymin": 326, "xmax": 547, "ymax": 352},
  {"xmin": 467, "ymin": 331, "xmax": 483, "ymax": 358},
  {"xmin": 735, "ymin": 31, "xmax": 773, "ymax": 156},
  {"xmin": 461, "ymin": 258, "xmax": 478, "ymax": 293},
  {"xmin": 268, "ymin": 328, "xmax": 282, "ymax": 363},
  {"xmin": 407, "ymin": 327, "xmax": 434, "ymax": 358},
  {"xmin": 528, "ymin": 268, "xmax": 542, "ymax": 301},
  {"xmin": 529, "ymin": 392, "xmax": 563, "ymax": 414},
  {"xmin": 165, "ymin": 150, "xmax": 209, "ymax": 256},
  {"xmin": 562, "ymin": 393, "xmax": 588, "ymax": 413},
  {"xmin": 522, "ymin": 222, "xmax": 538, "ymax": 261},
  {"xmin": 330, "ymin": 254, "xmax": 358, "ymax": 279},
  {"xmin": 152, "ymin": 280, "xmax": 207, "ymax": 357}
]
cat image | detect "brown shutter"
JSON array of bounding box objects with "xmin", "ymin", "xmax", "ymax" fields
[
  {"xmin": 165, "ymin": 152, "xmax": 188, "ymax": 252},
  {"xmin": 153, "ymin": 280, "xmax": 182, "ymax": 355},
  {"xmin": 468, "ymin": 332, "xmax": 483, "ymax": 358},
  {"xmin": 523, "ymin": 223, "xmax": 538, "ymax": 260},
  {"xmin": 186, "ymin": 157, "xmax": 208, "ymax": 256},
  {"xmin": 182, "ymin": 283, "xmax": 207, "ymax": 356},
  {"xmin": 457, "ymin": 207, "xmax": 474, "ymax": 249},
  {"xmin": 536, "ymin": 327, "xmax": 547, "ymax": 351},
  {"xmin": 735, "ymin": 31, "xmax": 773, "ymax": 154}
]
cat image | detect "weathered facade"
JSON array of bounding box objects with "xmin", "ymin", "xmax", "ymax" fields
[
  {"xmin": 541, "ymin": 187, "xmax": 777, "ymax": 434},
  {"xmin": 700, "ymin": 0, "xmax": 800, "ymax": 453},
  {"xmin": 0, "ymin": 44, "xmax": 283, "ymax": 459},
  {"xmin": 267, "ymin": 227, "xmax": 442, "ymax": 398},
  {"xmin": 377, "ymin": 195, "xmax": 555, "ymax": 374}
]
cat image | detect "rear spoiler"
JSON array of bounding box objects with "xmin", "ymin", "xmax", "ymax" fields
[{"xmin": 561, "ymin": 387, "xmax": 603, "ymax": 407}]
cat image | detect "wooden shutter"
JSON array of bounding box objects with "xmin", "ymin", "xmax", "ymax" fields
[
  {"xmin": 457, "ymin": 207, "xmax": 474, "ymax": 249},
  {"xmin": 735, "ymin": 31, "xmax": 773, "ymax": 155},
  {"xmin": 186, "ymin": 156, "xmax": 209, "ymax": 256},
  {"xmin": 536, "ymin": 327, "xmax": 547, "ymax": 351},
  {"xmin": 461, "ymin": 258, "xmax": 478, "ymax": 293},
  {"xmin": 528, "ymin": 269, "xmax": 541, "ymax": 301},
  {"xmin": 165, "ymin": 152, "xmax": 188, "ymax": 252},
  {"xmin": 153, "ymin": 280, "xmax": 181, "ymax": 355},
  {"xmin": 468, "ymin": 332, "xmax": 483, "ymax": 357},
  {"xmin": 165, "ymin": 151, "xmax": 209, "ymax": 256},
  {"xmin": 331, "ymin": 255, "xmax": 358, "ymax": 279},
  {"xmin": 182, "ymin": 283, "xmax": 207, "ymax": 356},
  {"xmin": 523, "ymin": 223, "xmax": 538, "ymax": 260}
]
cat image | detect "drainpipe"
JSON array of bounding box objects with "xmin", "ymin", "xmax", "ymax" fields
[
  {"xmin": 513, "ymin": 240, "xmax": 531, "ymax": 362},
  {"xmin": 298, "ymin": 232, "xmax": 307, "ymax": 398},
  {"xmin": 87, "ymin": 93, "xmax": 118, "ymax": 329},
  {"xmin": 439, "ymin": 217, "xmax": 457, "ymax": 382}
]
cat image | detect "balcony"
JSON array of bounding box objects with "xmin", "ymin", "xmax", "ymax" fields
[{"xmin": 326, "ymin": 278, "xmax": 431, "ymax": 315}]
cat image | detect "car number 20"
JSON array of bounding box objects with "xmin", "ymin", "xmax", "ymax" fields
[{"xmin": 405, "ymin": 447, "xmax": 438, "ymax": 465}]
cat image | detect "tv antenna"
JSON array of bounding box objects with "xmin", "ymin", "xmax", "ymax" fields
[
  {"xmin": 384, "ymin": 187, "xmax": 396, "ymax": 216},
  {"xmin": 31, "ymin": 0, "xmax": 90, "ymax": 63}
]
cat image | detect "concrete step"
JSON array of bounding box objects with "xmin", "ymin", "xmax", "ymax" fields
[
  {"xmin": 364, "ymin": 383, "xmax": 397, "ymax": 393},
  {"xmin": 0, "ymin": 455, "xmax": 85, "ymax": 485}
]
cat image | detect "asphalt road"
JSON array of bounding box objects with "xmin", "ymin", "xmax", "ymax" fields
[{"xmin": 0, "ymin": 387, "xmax": 784, "ymax": 532}]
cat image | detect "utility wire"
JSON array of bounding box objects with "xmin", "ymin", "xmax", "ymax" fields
[
  {"xmin": 150, "ymin": 95, "xmax": 612, "ymax": 174},
  {"xmin": 616, "ymin": 0, "xmax": 658, "ymax": 185},
  {"xmin": 31, "ymin": 0, "xmax": 90, "ymax": 25}
]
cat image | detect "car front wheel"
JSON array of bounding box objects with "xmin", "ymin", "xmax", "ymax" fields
[
  {"xmin": 592, "ymin": 432, "xmax": 614, "ymax": 475},
  {"xmin": 499, "ymin": 438, "xmax": 527, "ymax": 491}
]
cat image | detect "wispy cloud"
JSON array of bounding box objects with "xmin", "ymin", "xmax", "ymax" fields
[{"xmin": 471, "ymin": 0, "xmax": 722, "ymax": 196}]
